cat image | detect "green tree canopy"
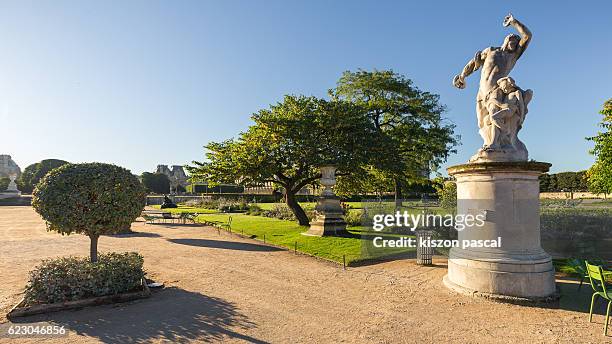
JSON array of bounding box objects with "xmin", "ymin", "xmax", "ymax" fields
[
  {"xmin": 188, "ymin": 95, "xmax": 379, "ymax": 225},
  {"xmin": 587, "ymin": 99, "xmax": 612, "ymax": 196},
  {"xmin": 18, "ymin": 159, "xmax": 70, "ymax": 193},
  {"xmin": 330, "ymin": 69, "xmax": 459, "ymax": 203},
  {"xmin": 540, "ymin": 171, "xmax": 588, "ymax": 193},
  {"xmin": 32, "ymin": 163, "xmax": 146, "ymax": 262},
  {"xmin": 0, "ymin": 177, "xmax": 9, "ymax": 191},
  {"xmin": 141, "ymin": 172, "xmax": 171, "ymax": 194}
]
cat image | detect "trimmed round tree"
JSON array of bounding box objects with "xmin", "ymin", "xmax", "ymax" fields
[{"xmin": 32, "ymin": 163, "xmax": 146, "ymax": 262}]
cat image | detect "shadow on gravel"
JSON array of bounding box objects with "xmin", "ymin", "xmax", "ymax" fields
[
  {"xmin": 13, "ymin": 287, "xmax": 268, "ymax": 343},
  {"xmin": 167, "ymin": 238, "xmax": 282, "ymax": 252},
  {"xmin": 108, "ymin": 232, "xmax": 162, "ymax": 238},
  {"xmin": 548, "ymin": 279, "xmax": 608, "ymax": 315}
]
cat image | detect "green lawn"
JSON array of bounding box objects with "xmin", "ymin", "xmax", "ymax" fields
[
  {"xmin": 193, "ymin": 213, "xmax": 414, "ymax": 265},
  {"xmin": 148, "ymin": 204, "xmax": 415, "ymax": 265},
  {"xmin": 579, "ymin": 199, "xmax": 612, "ymax": 208}
]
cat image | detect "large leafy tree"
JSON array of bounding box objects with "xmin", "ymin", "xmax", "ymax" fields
[
  {"xmin": 188, "ymin": 95, "xmax": 379, "ymax": 225},
  {"xmin": 141, "ymin": 172, "xmax": 171, "ymax": 194},
  {"xmin": 330, "ymin": 70, "xmax": 459, "ymax": 205},
  {"xmin": 18, "ymin": 159, "xmax": 69, "ymax": 193},
  {"xmin": 0, "ymin": 177, "xmax": 9, "ymax": 191},
  {"xmin": 587, "ymin": 99, "xmax": 612, "ymax": 197}
]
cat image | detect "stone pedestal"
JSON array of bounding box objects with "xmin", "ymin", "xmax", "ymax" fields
[
  {"xmin": 303, "ymin": 165, "xmax": 348, "ymax": 237},
  {"xmin": 443, "ymin": 161, "xmax": 557, "ymax": 301},
  {"xmin": 303, "ymin": 196, "xmax": 348, "ymax": 236}
]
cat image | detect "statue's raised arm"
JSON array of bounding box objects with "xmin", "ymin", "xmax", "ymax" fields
[
  {"xmin": 503, "ymin": 13, "xmax": 532, "ymax": 59},
  {"xmin": 453, "ymin": 50, "xmax": 484, "ymax": 89}
]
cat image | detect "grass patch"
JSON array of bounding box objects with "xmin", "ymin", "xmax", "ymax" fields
[{"xmin": 193, "ymin": 213, "xmax": 414, "ymax": 265}]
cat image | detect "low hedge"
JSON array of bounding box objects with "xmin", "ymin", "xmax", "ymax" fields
[
  {"xmin": 24, "ymin": 252, "xmax": 145, "ymax": 305},
  {"xmin": 540, "ymin": 208, "xmax": 612, "ymax": 240}
]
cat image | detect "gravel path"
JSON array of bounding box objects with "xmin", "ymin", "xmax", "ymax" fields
[{"xmin": 0, "ymin": 206, "xmax": 606, "ymax": 343}]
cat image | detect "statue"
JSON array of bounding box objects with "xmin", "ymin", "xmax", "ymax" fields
[
  {"xmin": 484, "ymin": 77, "xmax": 532, "ymax": 158},
  {"xmin": 445, "ymin": 15, "xmax": 556, "ymax": 300},
  {"xmin": 160, "ymin": 194, "xmax": 177, "ymax": 209},
  {"xmin": 453, "ymin": 13, "xmax": 533, "ymax": 162},
  {"xmin": 7, "ymin": 174, "xmax": 19, "ymax": 192},
  {"xmin": 0, "ymin": 174, "xmax": 21, "ymax": 199}
]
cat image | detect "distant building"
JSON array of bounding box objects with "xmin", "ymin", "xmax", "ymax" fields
[
  {"xmin": 155, "ymin": 164, "xmax": 189, "ymax": 189},
  {"xmin": 0, "ymin": 155, "xmax": 21, "ymax": 178}
]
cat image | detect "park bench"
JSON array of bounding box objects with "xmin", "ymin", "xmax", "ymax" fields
[{"xmin": 142, "ymin": 211, "xmax": 199, "ymax": 224}]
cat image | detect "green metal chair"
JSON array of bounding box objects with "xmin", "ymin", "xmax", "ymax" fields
[
  {"xmin": 586, "ymin": 261, "xmax": 611, "ymax": 336},
  {"xmin": 567, "ymin": 258, "xmax": 605, "ymax": 290}
]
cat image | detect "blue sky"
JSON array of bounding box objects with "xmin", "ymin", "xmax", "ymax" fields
[{"xmin": 0, "ymin": 1, "xmax": 610, "ymax": 175}]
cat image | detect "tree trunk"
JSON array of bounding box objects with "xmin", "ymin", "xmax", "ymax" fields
[
  {"xmin": 285, "ymin": 191, "xmax": 310, "ymax": 226},
  {"xmin": 90, "ymin": 235, "xmax": 99, "ymax": 263},
  {"xmin": 394, "ymin": 178, "xmax": 402, "ymax": 208}
]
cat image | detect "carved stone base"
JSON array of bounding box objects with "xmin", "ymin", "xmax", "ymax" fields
[
  {"xmin": 303, "ymin": 197, "xmax": 348, "ymax": 237},
  {"xmin": 0, "ymin": 190, "xmax": 21, "ymax": 200},
  {"xmin": 469, "ymin": 146, "xmax": 528, "ymax": 163}
]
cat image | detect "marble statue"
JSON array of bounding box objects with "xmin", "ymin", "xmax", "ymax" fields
[
  {"xmin": 444, "ymin": 15, "xmax": 556, "ymax": 301},
  {"xmin": 453, "ymin": 13, "xmax": 533, "ymax": 162},
  {"xmin": 7, "ymin": 175, "xmax": 19, "ymax": 192},
  {"xmin": 0, "ymin": 174, "xmax": 21, "ymax": 199}
]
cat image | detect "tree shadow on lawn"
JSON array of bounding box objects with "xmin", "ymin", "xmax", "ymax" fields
[
  {"xmin": 13, "ymin": 287, "xmax": 268, "ymax": 344},
  {"xmin": 167, "ymin": 238, "xmax": 282, "ymax": 252}
]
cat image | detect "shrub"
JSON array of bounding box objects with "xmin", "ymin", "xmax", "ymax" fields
[
  {"xmin": 437, "ymin": 181, "xmax": 457, "ymax": 209},
  {"xmin": 197, "ymin": 198, "xmax": 221, "ymax": 209},
  {"xmin": 540, "ymin": 199, "xmax": 582, "ymax": 208},
  {"xmin": 189, "ymin": 197, "xmax": 248, "ymax": 212},
  {"xmin": 263, "ymin": 203, "xmax": 296, "ymax": 220},
  {"xmin": 262, "ymin": 203, "xmax": 315, "ymax": 222},
  {"xmin": 32, "ymin": 163, "xmax": 146, "ymax": 262},
  {"xmin": 24, "ymin": 252, "xmax": 145, "ymax": 305},
  {"xmin": 245, "ymin": 204, "xmax": 263, "ymax": 216},
  {"xmin": 344, "ymin": 209, "xmax": 363, "ymax": 226},
  {"xmin": 540, "ymin": 208, "xmax": 612, "ymax": 240},
  {"xmin": 217, "ymin": 198, "xmax": 249, "ymax": 213},
  {"xmin": 341, "ymin": 202, "xmax": 351, "ymax": 215},
  {"xmin": 184, "ymin": 199, "xmax": 204, "ymax": 207}
]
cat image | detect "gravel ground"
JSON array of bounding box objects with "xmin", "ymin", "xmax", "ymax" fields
[{"xmin": 0, "ymin": 206, "xmax": 607, "ymax": 343}]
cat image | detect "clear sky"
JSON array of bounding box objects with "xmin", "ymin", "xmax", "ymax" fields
[{"xmin": 1, "ymin": 1, "xmax": 610, "ymax": 175}]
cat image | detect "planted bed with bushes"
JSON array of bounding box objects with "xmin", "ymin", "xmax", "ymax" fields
[{"xmin": 24, "ymin": 252, "xmax": 145, "ymax": 306}]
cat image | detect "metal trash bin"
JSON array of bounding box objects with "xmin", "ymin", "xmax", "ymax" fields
[{"xmin": 416, "ymin": 230, "xmax": 434, "ymax": 265}]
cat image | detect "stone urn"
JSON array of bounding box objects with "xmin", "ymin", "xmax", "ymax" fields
[
  {"xmin": 319, "ymin": 166, "xmax": 337, "ymax": 197},
  {"xmin": 303, "ymin": 166, "xmax": 348, "ymax": 237}
]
